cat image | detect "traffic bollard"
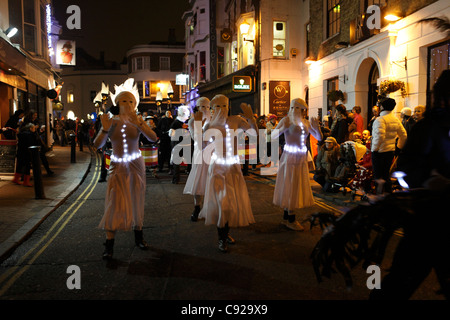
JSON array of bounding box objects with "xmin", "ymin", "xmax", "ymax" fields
[
  {"xmin": 78, "ymin": 132, "xmax": 83, "ymax": 152},
  {"xmin": 29, "ymin": 146, "xmax": 45, "ymax": 199},
  {"xmin": 70, "ymin": 134, "xmax": 76, "ymax": 163}
]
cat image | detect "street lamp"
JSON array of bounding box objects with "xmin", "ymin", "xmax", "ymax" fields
[{"xmin": 5, "ymin": 26, "xmax": 18, "ymax": 38}]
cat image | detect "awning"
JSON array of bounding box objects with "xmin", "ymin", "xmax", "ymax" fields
[{"xmin": 0, "ymin": 37, "xmax": 26, "ymax": 75}]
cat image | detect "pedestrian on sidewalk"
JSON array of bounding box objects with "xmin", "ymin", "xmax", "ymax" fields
[
  {"xmin": 1, "ymin": 109, "xmax": 24, "ymax": 140},
  {"xmin": 183, "ymin": 97, "xmax": 211, "ymax": 221},
  {"xmin": 12, "ymin": 123, "xmax": 38, "ymax": 187},
  {"xmin": 198, "ymin": 94, "xmax": 257, "ymax": 252},
  {"xmin": 93, "ymin": 79, "xmax": 158, "ymax": 260},
  {"xmin": 271, "ymin": 98, "xmax": 322, "ymax": 231},
  {"xmin": 371, "ymin": 97, "xmax": 407, "ymax": 194}
]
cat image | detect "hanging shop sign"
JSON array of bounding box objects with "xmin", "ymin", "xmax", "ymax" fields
[
  {"xmin": 232, "ymin": 76, "xmax": 252, "ymax": 92},
  {"xmin": 56, "ymin": 40, "xmax": 76, "ymax": 66}
]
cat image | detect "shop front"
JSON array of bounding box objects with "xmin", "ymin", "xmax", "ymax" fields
[{"xmin": 196, "ymin": 65, "xmax": 259, "ymax": 115}]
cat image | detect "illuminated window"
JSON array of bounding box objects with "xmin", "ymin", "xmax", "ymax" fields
[
  {"xmin": 67, "ymin": 91, "xmax": 74, "ymax": 103},
  {"xmin": 273, "ymin": 21, "xmax": 286, "ymax": 58},
  {"xmin": 327, "ymin": 0, "xmax": 340, "ymax": 38},
  {"xmin": 199, "ymin": 51, "xmax": 206, "ymax": 81}
]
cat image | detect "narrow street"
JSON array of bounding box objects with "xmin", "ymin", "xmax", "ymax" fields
[{"xmin": 0, "ymin": 151, "xmax": 442, "ymax": 305}]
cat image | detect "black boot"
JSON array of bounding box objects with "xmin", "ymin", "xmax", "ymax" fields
[
  {"xmin": 223, "ymin": 223, "xmax": 235, "ymax": 244},
  {"xmin": 190, "ymin": 206, "xmax": 201, "ymax": 222},
  {"xmin": 103, "ymin": 239, "xmax": 114, "ymax": 260},
  {"xmin": 217, "ymin": 227, "xmax": 228, "ymax": 253},
  {"xmin": 134, "ymin": 230, "xmax": 149, "ymax": 250}
]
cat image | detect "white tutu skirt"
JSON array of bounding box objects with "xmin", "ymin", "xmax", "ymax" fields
[
  {"xmin": 99, "ymin": 156, "xmax": 146, "ymax": 231},
  {"xmin": 273, "ymin": 151, "xmax": 315, "ymax": 210},
  {"xmin": 183, "ymin": 148, "xmax": 209, "ymax": 196},
  {"xmin": 199, "ymin": 161, "xmax": 255, "ymax": 228}
]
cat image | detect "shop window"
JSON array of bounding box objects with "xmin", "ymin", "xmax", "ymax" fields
[
  {"xmin": 427, "ymin": 40, "xmax": 450, "ymax": 107},
  {"xmin": 218, "ymin": 47, "xmax": 224, "ymax": 78},
  {"xmin": 199, "ymin": 51, "xmax": 206, "ymax": 81}
]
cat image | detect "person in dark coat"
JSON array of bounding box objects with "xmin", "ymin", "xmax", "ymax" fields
[
  {"xmin": 156, "ymin": 111, "xmax": 174, "ymax": 173},
  {"xmin": 331, "ymin": 104, "xmax": 349, "ymax": 144},
  {"xmin": 11, "ymin": 123, "xmax": 38, "ymax": 187},
  {"xmin": 1, "ymin": 109, "xmax": 24, "ymax": 139},
  {"xmin": 370, "ymin": 69, "xmax": 450, "ymax": 300}
]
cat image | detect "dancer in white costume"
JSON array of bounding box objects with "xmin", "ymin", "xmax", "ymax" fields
[
  {"xmin": 272, "ymin": 98, "xmax": 322, "ymax": 231},
  {"xmin": 94, "ymin": 79, "xmax": 158, "ymax": 259},
  {"xmin": 183, "ymin": 97, "xmax": 212, "ymax": 221},
  {"xmin": 199, "ymin": 94, "xmax": 258, "ymax": 252}
]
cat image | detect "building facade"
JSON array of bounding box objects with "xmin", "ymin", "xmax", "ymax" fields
[
  {"xmin": 182, "ymin": 0, "xmax": 449, "ymax": 126},
  {"xmin": 307, "ymin": 0, "xmax": 450, "ymax": 128},
  {"xmin": 0, "ymin": 0, "xmax": 59, "ymax": 146},
  {"xmin": 126, "ymin": 37, "xmax": 186, "ymax": 114}
]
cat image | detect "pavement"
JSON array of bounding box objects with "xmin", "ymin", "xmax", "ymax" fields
[{"xmin": 0, "ymin": 145, "xmax": 361, "ymax": 263}]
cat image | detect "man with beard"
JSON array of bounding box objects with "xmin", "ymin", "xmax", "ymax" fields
[
  {"xmin": 271, "ymin": 98, "xmax": 322, "ymax": 231},
  {"xmin": 198, "ymin": 94, "xmax": 258, "ymax": 252}
]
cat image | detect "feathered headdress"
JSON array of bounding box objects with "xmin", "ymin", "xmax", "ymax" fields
[
  {"xmin": 110, "ymin": 78, "xmax": 140, "ymax": 107},
  {"xmin": 93, "ymin": 82, "xmax": 110, "ymax": 104}
]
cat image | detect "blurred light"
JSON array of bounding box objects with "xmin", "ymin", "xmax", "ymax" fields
[
  {"xmin": 385, "ymin": 14, "xmax": 401, "ymax": 22},
  {"xmin": 240, "ymin": 22, "xmax": 250, "ymax": 34},
  {"xmin": 5, "ymin": 27, "xmax": 18, "ymax": 38}
]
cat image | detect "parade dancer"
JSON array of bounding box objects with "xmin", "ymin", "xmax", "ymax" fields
[
  {"xmin": 93, "ymin": 79, "xmax": 158, "ymax": 259},
  {"xmin": 271, "ymin": 98, "xmax": 322, "ymax": 231},
  {"xmin": 199, "ymin": 94, "xmax": 258, "ymax": 252},
  {"xmin": 183, "ymin": 97, "xmax": 212, "ymax": 221}
]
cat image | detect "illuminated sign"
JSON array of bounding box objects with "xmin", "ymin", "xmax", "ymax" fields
[
  {"xmin": 269, "ymin": 81, "xmax": 290, "ymax": 118},
  {"xmin": 56, "ymin": 40, "xmax": 76, "ymax": 66},
  {"xmin": 176, "ymin": 74, "xmax": 189, "ymax": 85},
  {"xmin": 46, "ymin": 4, "xmax": 53, "ymax": 56},
  {"xmin": 232, "ymin": 76, "xmax": 252, "ymax": 92}
]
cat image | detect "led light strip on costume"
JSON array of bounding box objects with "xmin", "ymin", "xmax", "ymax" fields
[
  {"xmin": 283, "ymin": 122, "xmax": 307, "ymax": 154},
  {"xmin": 211, "ymin": 124, "xmax": 240, "ymax": 165},
  {"xmin": 111, "ymin": 124, "xmax": 142, "ymax": 163}
]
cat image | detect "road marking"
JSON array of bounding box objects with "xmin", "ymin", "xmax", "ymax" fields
[{"xmin": 0, "ymin": 151, "xmax": 100, "ymax": 296}]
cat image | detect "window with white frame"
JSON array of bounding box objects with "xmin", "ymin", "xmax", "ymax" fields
[
  {"xmin": 132, "ymin": 56, "xmax": 150, "ymax": 72},
  {"xmin": 273, "ymin": 21, "xmax": 286, "ymax": 58},
  {"xmin": 160, "ymin": 57, "xmax": 170, "ymax": 71}
]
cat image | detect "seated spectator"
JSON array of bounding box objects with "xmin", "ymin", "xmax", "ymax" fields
[
  {"xmin": 361, "ymin": 129, "xmax": 371, "ymax": 145},
  {"xmin": 314, "ymin": 136, "xmax": 340, "ymax": 192}
]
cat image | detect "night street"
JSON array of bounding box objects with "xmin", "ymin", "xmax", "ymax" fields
[
  {"xmin": 0, "ymin": 150, "xmax": 443, "ymax": 305},
  {"xmin": 1, "ymin": 0, "xmax": 449, "ymax": 312}
]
